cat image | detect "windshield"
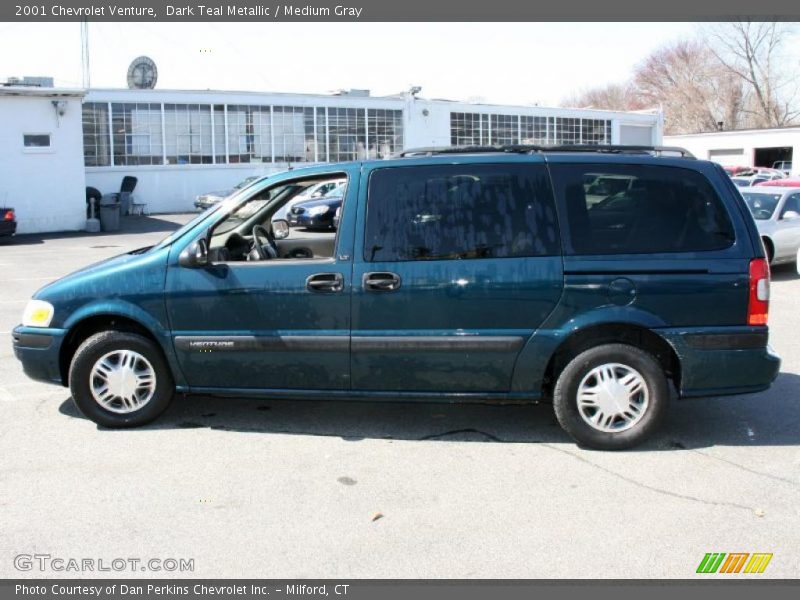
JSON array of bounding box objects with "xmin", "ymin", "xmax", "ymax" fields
[
  {"xmin": 149, "ymin": 179, "xmax": 269, "ymax": 251},
  {"xmin": 742, "ymin": 193, "xmax": 782, "ymax": 220}
]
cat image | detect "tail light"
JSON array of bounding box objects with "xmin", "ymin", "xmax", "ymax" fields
[
  {"xmin": 2, "ymin": 209, "xmax": 13, "ymax": 222},
  {"xmin": 747, "ymin": 258, "xmax": 770, "ymax": 325}
]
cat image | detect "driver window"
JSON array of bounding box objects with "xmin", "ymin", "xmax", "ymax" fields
[
  {"xmin": 207, "ymin": 175, "xmax": 347, "ymax": 263},
  {"xmin": 781, "ymin": 194, "xmax": 800, "ymax": 218}
]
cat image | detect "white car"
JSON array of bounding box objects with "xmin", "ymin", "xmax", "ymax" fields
[{"xmin": 740, "ymin": 186, "xmax": 800, "ymax": 265}]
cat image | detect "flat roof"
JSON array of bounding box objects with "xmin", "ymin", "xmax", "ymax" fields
[
  {"xmin": 0, "ymin": 86, "xmax": 85, "ymax": 98},
  {"xmin": 666, "ymin": 125, "xmax": 800, "ymax": 138},
  {"xmin": 84, "ymin": 87, "xmax": 660, "ymax": 119}
]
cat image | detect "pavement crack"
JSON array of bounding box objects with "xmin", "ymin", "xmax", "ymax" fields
[
  {"xmin": 542, "ymin": 443, "xmax": 756, "ymax": 514},
  {"xmin": 418, "ymin": 428, "xmax": 506, "ymax": 442},
  {"xmin": 687, "ymin": 448, "xmax": 799, "ymax": 488}
]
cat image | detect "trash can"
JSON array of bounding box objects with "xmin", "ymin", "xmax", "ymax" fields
[
  {"xmin": 119, "ymin": 191, "xmax": 131, "ymax": 216},
  {"xmin": 98, "ymin": 195, "xmax": 121, "ymax": 232}
]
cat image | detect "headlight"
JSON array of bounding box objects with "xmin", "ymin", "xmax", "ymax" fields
[
  {"xmin": 307, "ymin": 205, "xmax": 330, "ymax": 217},
  {"xmin": 22, "ymin": 300, "xmax": 55, "ymax": 328}
]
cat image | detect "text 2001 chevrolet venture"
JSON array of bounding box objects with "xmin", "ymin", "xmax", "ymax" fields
[{"xmin": 13, "ymin": 145, "xmax": 781, "ymax": 449}]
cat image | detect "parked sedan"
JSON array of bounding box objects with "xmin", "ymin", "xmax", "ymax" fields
[
  {"xmin": 272, "ymin": 178, "xmax": 346, "ymax": 221},
  {"xmin": 287, "ymin": 195, "xmax": 342, "ymax": 230},
  {"xmin": 732, "ymin": 175, "xmax": 772, "ymax": 187},
  {"xmin": 0, "ymin": 207, "xmax": 17, "ymax": 237},
  {"xmin": 194, "ymin": 176, "xmax": 261, "ymax": 210},
  {"xmin": 740, "ymin": 186, "xmax": 800, "ymax": 264},
  {"xmin": 756, "ymin": 177, "xmax": 800, "ymax": 188}
]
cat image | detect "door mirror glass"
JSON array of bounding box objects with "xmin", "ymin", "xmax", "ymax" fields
[
  {"xmin": 272, "ymin": 219, "xmax": 290, "ymax": 240},
  {"xmin": 179, "ymin": 236, "xmax": 209, "ymax": 268},
  {"xmin": 782, "ymin": 210, "xmax": 799, "ymax": 221}
]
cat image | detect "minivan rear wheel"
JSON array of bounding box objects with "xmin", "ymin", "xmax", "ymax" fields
[
  {"xmin": 553, "ymin": 344, "xmax": 669, "ymax": 450},
  {"xmin": 69, "ymin": 331, "xmax": 174, "ymax": 428}
]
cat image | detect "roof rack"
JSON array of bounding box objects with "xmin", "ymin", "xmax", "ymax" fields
[{"xmin": 396, "ymin": 144, "xmax": 696, "ymax": 159}]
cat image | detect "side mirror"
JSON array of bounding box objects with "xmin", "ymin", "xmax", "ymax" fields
[
  {"xmin": 179, "ymin": 237, "xmax": 209, "ymax": 268},
  {"xmin": 782, "ymin": 210, "xmax": 799, "ymax": 221},
  {"xmin": 272, "ymin": 219, "xmax": 290, "ymax": 240}
]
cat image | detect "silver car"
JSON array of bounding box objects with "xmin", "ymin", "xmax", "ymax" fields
[{"xmin": 740, "ymin": 186, "xmax": 800, "ymax": 265}]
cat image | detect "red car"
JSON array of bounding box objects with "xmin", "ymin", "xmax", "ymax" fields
[
  {"xmin": 0, "ymin": 207, "xmax": 16, "ymax": 237},
  {"xmin": 756, "ymin": 177, "xmax": 800, "ymax": 188},
  {"xmin": 723, "ymin": 165, "xmax": 752, "ymax": 176}
]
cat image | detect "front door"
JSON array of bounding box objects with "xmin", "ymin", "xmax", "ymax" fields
[
  {"xmin": 165, "ymin": 171, "xmax": 357, "ymax": 391},
  {"xmin": 350, "ymin": 159, "xmax": 564, "ymax": 393},
  {"xmin": 774, "ymin": 192, "xmax": 800, "ymax": 261}
]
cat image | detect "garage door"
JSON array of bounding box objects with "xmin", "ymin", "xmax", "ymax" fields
[
  {"xmin": 619, "ymin": 125, "xmax": 654, "ymax": 146},
  {"xmin": 708, "ymin": 148, "xmax": 745, "ymax": 163}
]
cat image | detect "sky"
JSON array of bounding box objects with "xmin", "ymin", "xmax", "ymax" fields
[{"xmin": 0, "ymin": 22, "xmax": 709, "ymax": 106}]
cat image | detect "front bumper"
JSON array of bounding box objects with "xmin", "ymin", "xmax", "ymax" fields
[
  {"xmin": 288, "ymin": 215, "xmax": 332, "ymax": 229},
  {"xmin": 12, "ymin": 325, "xmax": 67, "ymax": 386}
]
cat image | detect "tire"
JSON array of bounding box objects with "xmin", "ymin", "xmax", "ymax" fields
[
  {"xmin": 68, "ymin": 330, "xmax": 174, "ymax": 428},
  {"xmin": 762, "ymin": 238, "xmax": 774, "ymax": 264},
  {"xmin": 553, "ymin": 343, "xmax": 669, "ymax": 450}
]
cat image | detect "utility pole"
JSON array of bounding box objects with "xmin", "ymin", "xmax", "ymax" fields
[{"xmin": 80, "ymin": 20, "xmax": 90, "ymax": 89}]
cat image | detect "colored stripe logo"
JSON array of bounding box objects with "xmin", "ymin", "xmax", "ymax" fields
[{"xmin": 697, "ymin": 553, "xmax": 773, "ymax": 574}]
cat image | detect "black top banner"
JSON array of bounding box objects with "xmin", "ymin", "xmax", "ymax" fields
[{"xmin": 4, "ymin": 0, "xmax": 800, "ymax": 21}]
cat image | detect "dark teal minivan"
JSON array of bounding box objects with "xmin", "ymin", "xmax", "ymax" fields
[{"xmin": 13, "ymin": 146, "xmax": 781, "ymax": 449}]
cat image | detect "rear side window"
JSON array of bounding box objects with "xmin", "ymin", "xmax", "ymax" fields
[
  {"xmin": 365, "ymin": 164, "xmax": 559, "ymax": 262},
  {"xmin": 550, "ymin": 164, "xmax": 735, "ymax": 255}
]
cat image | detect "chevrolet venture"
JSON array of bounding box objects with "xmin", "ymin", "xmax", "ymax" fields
[{"xmin": 13, "ymin": 145, "xmax": 781, "ymax": 449}]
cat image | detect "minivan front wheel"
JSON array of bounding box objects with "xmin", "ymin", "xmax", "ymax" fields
[
  {"xmin": 553, "ymin": 344, "xmax": 669, "ymax": 450},
  {"xmin": 69, "ymin": 331, "xmax": 174, "ymax": 427}
]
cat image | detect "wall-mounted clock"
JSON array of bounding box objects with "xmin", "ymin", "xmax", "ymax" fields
[{"xmin": 127, "ymin": 56, "xmax": 158, "ymax": 90}]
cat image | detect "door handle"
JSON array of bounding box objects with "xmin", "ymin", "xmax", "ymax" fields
[
  {"xmin": 306, "ymin": 272, "xmax": 343, "ymax": 293},
  {"xmin": 363, "ymin": 271, "xmax": 401, "ymax": 292}
]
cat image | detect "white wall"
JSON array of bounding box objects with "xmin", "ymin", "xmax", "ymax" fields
[
  {"xmin": 85, "ymin": 164, "xmax": 286, "ymax": 214},
  {"xmin": 0, "ymin": 94, "xmax": 85, "ymax": 234},
  {"xmin": 665, "ymin": 128, "xmax": 800, "ymax": 173}
]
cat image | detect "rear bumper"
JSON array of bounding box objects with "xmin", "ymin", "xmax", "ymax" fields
[
  {"xmin": 660, "ymin": 327, "xmax": 781, "ymax": 398},
  {"xmin": 0, "ymin": 221, "xmax": 16, "ymax": 236},
  {"xmin": 12, "ymin": 325, "xmax": 67, "ymax": 386}
]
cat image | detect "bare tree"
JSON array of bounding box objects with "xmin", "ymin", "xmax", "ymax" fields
[
  {"xmin": 562, "ymin": 82, "xmax": 641, "ymax": 112},
  {"xmin": 632, "ymin": 39, "xmax": 746, "ymax": 134},
  {"xmin": 706, "ymin": 21, "xmax": 799, "ymax": 127}
]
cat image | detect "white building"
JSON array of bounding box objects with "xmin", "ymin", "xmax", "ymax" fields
[
  {"xmin": 665, "ymin": 127, "xmax": 799, "ymax": 174},
  {"xmin": 0, "ymin": 87, "xmax": 86, "ymax": 234},
  {"xmin": 3, "ymin": 83, "xmax": 664, "ymax": 233}
]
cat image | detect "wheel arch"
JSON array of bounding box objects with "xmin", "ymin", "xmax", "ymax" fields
[
  {"xmin": 59, "ymin": 313, "xmax": 171, "ymax": 387},
  {"xmin": 541, "ymin": 322, "xmax": 680, "ymax": 400},
  {"xmin": 761, "ymin": 235, "xmax": 774, "ymax": 263}
]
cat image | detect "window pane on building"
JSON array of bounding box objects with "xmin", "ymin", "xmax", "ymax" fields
[
  {"xmin": 368, "ymin": 108, "xmax": 403, "ymax": 159},
  {"xmin": 328, "ymin": 107, "xmax": 366, "ymax": 162},
  {"xmin": 273, "ymin": 106, "xmax": 310, "ymax": 163},
  {"xmin": 110, "ymin": 102, "xmax": 163, "ymax": 166},
  {"xmin": 163, "ymin": 104, "xmax": 213, "ymax": 165},
  {"xmin": 82, "ymin": 102, "xmax": 110, "ymax": 166},
  {"xmin": 555, "ymin": 117, "xmax": 581, "ymax": 145},
  {"xmin": 365, "ymin": 164, "xmax": 560, "ymax": 262},
  {"xmin": 489, "ymin": 114, "xmax": 519, "ymax": 146},
  {"xmin": 450, "ymin": 112, "xmax": 483, "ymax": 146},
  {"xmin": 581, "ymin": 119, "xmax": 611, "ymax": 145},
  {"xmin": 213, "ymin": 104, "xmax": 226, "ymax": 163},
  {"xmin": 226, "ymin": 105, "xmax": 271, "ymax": 163},
  {"xmin": 316, "ymin": 108, "xmax": 328, "ymax": 162},
  {"xmin": 520, "ymin": 116, "xmax": 551, "ymax": 145}
]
